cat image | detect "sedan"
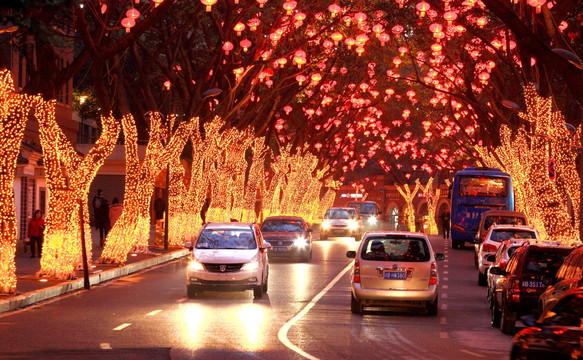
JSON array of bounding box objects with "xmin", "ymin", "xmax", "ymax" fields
[{"xmin": 260, "ymin": 216, "xmax": 313, "ymax": 261}]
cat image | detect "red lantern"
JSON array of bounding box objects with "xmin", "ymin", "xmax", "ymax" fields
[
  {"xmin": 121, "ymin": 17, "xmax": 135, "ymax": 33},
  {"xmin": 200, "ymin": 0, "xmax": 217, "ymax": 12}
]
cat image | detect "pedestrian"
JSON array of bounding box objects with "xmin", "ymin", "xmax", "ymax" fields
[
  {"xmin": 27, "ymin": 210, "xmax": 45, "ymax": 258},
  {"xmin": 154, "ymin": 192, "xmax": 165, "ymax": 221},
  {"xmin": 109, "ymin": 197, "xmax": 123, "ymax": 229},
  {"xmin": 441, "ymin": 211, "xmax": 451, "ymax": 239},
  {"xmin": 200, "ymin": 198, "xmax": 210, "ymax": 225},
  {"xmin": 93, "ymin": 189, "xmax": 109, "ymax": 246}
]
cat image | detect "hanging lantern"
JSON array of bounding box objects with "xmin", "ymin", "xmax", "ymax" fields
[
  {"xmin": 283, "ymin": 105, "xmax": 292, "ymax": 115},
  {"xmin": 256, "ymin": 0, "xmax": 268, "ymax": 8},
  {"xmin": 328, "ymin": 3, "xmax": 341, "ymax": 17},
  {"xmin": 443, "ymin": 10, "xmax": 457, "ymax": 25},
  {"xmin": 527, "ymin": 0, "xmax": 546, "ymax": 13},
  {"xmin": 121, "ymin": 17, "xmax": 135, "ymax": 33},
  {"xmin": 331, "ymin": 32, "xmax": 343, "ymax": 45},
  {"xmin": 378, "ymin": 33, "xmax": 390, "ymax": 46},
  {"xmin": 233, "ymin": 22, "xmax": 245, "ymax": 36},
  {"xmin": 152, "ymin": 0, "xmax": 163, "ymax": 6},
  {"xmin": 163, "ymin": 80, "xmax": 171, "ymax": 90},
  {"xmin": 222, "ymin": 41, "xmax": 234, "ymax": 55},
  {"xmin": 354, "ymin": 12, "xmax": 367, "ymax": 23},
  {"xmin": 295, "ymin": 74, "xmax": 306, "ymax": 85},
  {"xmin": 283, "ymin": 1, "xmax": 297, "ymax": 15},
  {"xmin": 416, "ymin": 1, "xmax": 430, "ymax": 17},
  {"xmin": 344, "ymin": 37, "xmax": 355, "ymax": 49},
  {"xmin": 248, "ymin": 18, "xmax": 261, "ymax": 31},
  {"xmin": 392, "ymin": 25, "xmax": 404, "ymax": 38},
  {"xmin": 240, "ymin": 39, "xmax": 252, "ymax": 52},
  {"xmin": 200, "ymin": 0, "xmax": 217, "ymax": 12},
  {"xmin": 126, "ymin": 8, "xmax": 140, "ymax": 19},
  {"xmin": 372, "ymin": 24, "xmax": 384, "ymax": 36}
]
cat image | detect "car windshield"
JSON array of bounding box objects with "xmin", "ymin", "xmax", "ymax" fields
[
  {"xmin": 361, "ymin": 237, "xmax": 430, "ymax": 262},
  {"xmin": 195, "ymin": 229, "xmax": 256, "ymax": 250},
  {"xmin": 325, "ymin": 209, "xmax": 355, "ymax": 219},
  {"xmin": 348, "ymin": 203, "xmax": 375, "ymax": 215},
  {"xmin": 490, "ymin": 230, "xmax": 536, "ymax": 242},
  {"xmin": 484, "ymin": 215, "xmax": 526, "ymax": 229},
  {"xmin": 261, "ymin": 219, "xmax": 304, "ymax": 232},
  {"xmin": 524, "ymin": 250, "xmax": 568, "ymax": 276}
]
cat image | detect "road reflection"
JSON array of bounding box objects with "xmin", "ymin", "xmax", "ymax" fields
[{"xmin": 180, "ymin": 301, "xmax": 269, "ymax": 351}]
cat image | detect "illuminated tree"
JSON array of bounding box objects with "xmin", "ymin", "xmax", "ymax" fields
[
  {"xmin": 417, "ymin": 177, "xmax": 440, "ymax": 235},
  {"xmin": 0, "ymin": 70, "xmax": 39, "ymax": 293},
  {"xmin": 397, "ymin": 182, "xmax": 420, "ymax": 232},
  {"xmin": 35, "ymin": 101, "xmax": 120, "ymax": 279}
]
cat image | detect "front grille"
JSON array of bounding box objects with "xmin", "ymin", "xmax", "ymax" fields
[{"xmin": 203, "ymin": 263, "xmax": 243, "ymax": 272}]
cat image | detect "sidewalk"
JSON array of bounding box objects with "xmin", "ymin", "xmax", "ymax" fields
[{"xmin": 0, "ymin": 226, "xmax": 190, "ymax": 315}]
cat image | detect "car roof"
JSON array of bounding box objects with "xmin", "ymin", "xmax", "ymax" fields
[
  {"xmin": 262, "ymin": 216, "xmax": 304, "ymax": 221},
  {"xmin": 362, "ymin": 231, "xmax": 429, "ymax": 238},
  {"xmin": 327, "ymin": 207, "xmax": 357, "ymax": 211},
  {"xmin": 519, "ymin": 244, "xmax": 574, "ymax": 252},
  {"xmin": 489, "ymin": 224, "xmax": 536, "ymax": 232},
  {"xmin": 203, "ymin": 222, "xmax": 255, "ymax": 230},
  {"xmin": 347, "ymin": 201, "xmax": 379, "ymax": 205}
]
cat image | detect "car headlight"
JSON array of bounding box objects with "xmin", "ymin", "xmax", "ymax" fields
[
  {"xmin": 189, "ymin": 259, "xmax": 204, "ymax": 271},
  {"xmin": 367, "ymin": 216, "xmax": 378, "ymax": 224},
  {"xmin": 241, "ymin": 259, "xmax": 259, "ymax": 271},
  {"xmin": 348, "ymin": 220, "xmax": 358, "ymax": 231},
  {"xmin": 294, "ymin": 237, "xmax": 308, "ymax": 247},
  {"xmin": 321, "ymin": 220, "xmax": 331, "ymax": 230}
]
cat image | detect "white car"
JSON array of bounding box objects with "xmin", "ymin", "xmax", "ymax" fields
[
  {"xmin": 186, "ymin": 222, "xmax": 271, "ymax": 299},
  {"xmin": 320, "ymin": 207, "xmax": 362, "ymax": 240},
  {"xmin": 346, "ymin": 231, "xmax": 445, "ymax": 315},
  {"xmin": 477, "ymin": 224, "xmax": 538, "ymax": 286}
]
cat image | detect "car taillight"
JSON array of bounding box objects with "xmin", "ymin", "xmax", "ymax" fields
[
  {"xmin": 499, "ymin": 261, "xmax": 507, "ymax": 270},
  {"xmin": 510, "ymin": 277, "xmax": 521, "ymax": 303},
  {"xmin": 353, "ymin": 260, "xmax": 360, "ymax": 283},
  {"xmin": 430, "ymin": 262, "xmax": 437, "ymax": 285},
  {"xmin": 483, "ymin": 243, "xmax": 497, "ymax": 253}
]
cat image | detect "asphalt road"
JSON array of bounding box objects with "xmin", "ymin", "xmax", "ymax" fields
[{"xmin": 0, "ymin": 231, "xmax": 513, "ymax": 359}]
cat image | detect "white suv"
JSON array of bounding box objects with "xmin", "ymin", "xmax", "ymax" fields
[
  {"xmin": 320, "ymin": 207, "xmax": 362, "ymax": 240},
  {"xmin": 477, "ymin": 224, "xmax": 539, "ymax": 286},
  {"xmin": 186, "ymin": 222, "xmax": 271, "ymax": 299},
  {"xmin": 346, "ymin": 231, "xmax": 445, "ymax": 315}
]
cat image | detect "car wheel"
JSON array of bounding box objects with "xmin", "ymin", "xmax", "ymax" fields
[
  {"xmin": 490, "ymin": 298, "xmax": 501, "ymax": 328},
  {"xmin": 263, "ymin": 277, "xmax": 268, "ymax": 293},
  {"xmin": 510, "ymin": 346, "xmax": 527, "ymax": 360},
  {"xmin": 478, "ymin": 271, "xmax": 487, "ymax": 286},
  {"xmin": 350, "ymin": 293, "xmax": 362, "ymax": 314},
  {"xmin": 474, "ymin": 252, "xmax": 479, "ymax": 269},
  {"xmin": 187, "ymin": 285, "xmax": 197, "ymax": 299},
  {"xmin": 501, "ymin": 300, "xmax": 516, "ymax": 334},
  {"xmin": 253, "ymin": 285, "xmax": 263, "ymax": 299},
  {"xmin": 301, "ymin": 249, "xmax": 310, "ymax": 262},
  {"xmin": 427, "ymin": 297, "xmax": 438, "ymax": 316}
]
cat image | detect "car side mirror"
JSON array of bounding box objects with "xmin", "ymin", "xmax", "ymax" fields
[
  {"xmin": 435, "ymin": 253, "xmax": 445, "ymax": 261},
  {"xmin": 346, "ymin": 251, "xmax": 356, "ymax": 258},
  {"xmin": 184, "ymin": 241, "xmax": 193, "ymax": 249},
  {"xmin": 262, "ymin": 241, "xmax": 272, "ymax": 251},
  {"xmin": 489, "ymin": 267, "xmax": 504, "ymax": 275},
  {"xmin": 485, "ymin": 254, "xmax": 496, "ymax": 262}
]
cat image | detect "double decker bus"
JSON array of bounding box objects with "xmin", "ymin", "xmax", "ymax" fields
[{"xmin": 450, "ymin": 167, "xmax": 514, "ymax": 248}]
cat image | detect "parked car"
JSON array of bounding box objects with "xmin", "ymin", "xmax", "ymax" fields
[
  {"xmin": 185, "ymin": 222, "xmax": 271, "ymax": 299},
  {"xmin": 477, "ymin": 225, "xmax": 538, "ymax": 286},
  {"xmin": 347, "ymin": 201, "xmax": 382, "ymax": 231},
  {"xmin": 474, "ymin": 210, "xmax": 528, "ymax": 268},
  {"xmin": 511, "ymin": 288, "xmax": 583, "ymax": 360},
  {"xmin": 539, "ymin": 245, "xmax": 583, "ymax": 316},
  {"xmin": 486, "ymin": 239, "xmax": 530, "ymax": 327},
  {"xmin": 260, "ymin": 216, "xmax": 313, "ymax": 262},
  {"xmin": 346, "ymin": 231, "xmax": 445, "ymax": 315},
  {"xmin": 489, "ymin": 244, "xmax": 573, "ymax": 334},
  {"xmin": 320, "ymin": 207, "xmax": 362, "ymax": 240}
]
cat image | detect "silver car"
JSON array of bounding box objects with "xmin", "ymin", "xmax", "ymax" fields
[
  {"xmin": 185, "ymin": 222, "xmax": 271, "ymax": 299},
  {"xmin": 346, "ymin": 231, "xmax": 445, "ymax": 315}
]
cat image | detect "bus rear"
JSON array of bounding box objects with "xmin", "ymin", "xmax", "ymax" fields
[{"xmin": 450, "ymin": 168, "xmax": 514, "ymax": 248}]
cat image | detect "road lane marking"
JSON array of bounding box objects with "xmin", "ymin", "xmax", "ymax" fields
[
  {"xmin": 443, "ymin": 277, "xmax": 448, "ymax": 281},
  {"xmin": 440, "ymin": 304, "xmax": 448, "ymax": 310},
  {"xmin": 443, "ymin": 271, "xmax": 449, "ymax": 275},
  {"xmin": 100, "ymin": 343, "xmax": 112, "ymax": 350},
  {"xmin": 440, "ymin": 317, "xmax": 447, "ymax": 324},
  {"xmin": 460, "ymin": 350, "xmax": 485, "ymax": 358},
  {"xmin": 278, "ymin": 262, "xmax": 353, "ymax": 360},
  {"xmin": 113, "ymin": 323, "xmax": 131, "ymax": 331},
  {"xmin": 146, "ymin": 310, "xmax": 162, "ymax": 316},
  {"xmin": 442, "ymin": 285, "xmax": 448, "ymax": 289},
  {"xmin": 439, "ymin": 332, "xmax": 449, "ymax": 339},
  {"xmin": 441, "ymin": 293, "xmax": 448, "ymax": 299}
]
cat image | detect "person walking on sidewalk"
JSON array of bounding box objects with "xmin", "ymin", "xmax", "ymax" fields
[
  {"xmin": 109, "ymin": 197, "xmax": 123, "ymax": 229},
  {"xmin": 441, "ymin": 211, "xmax": 450, "ymax": 239},
  {"xmin": 93, "ymin": 189, "xmax": 109, "ymax": 246},
  {"xmin": 27, "ymin": 210, "xmax": 45, "ymax": 258}
]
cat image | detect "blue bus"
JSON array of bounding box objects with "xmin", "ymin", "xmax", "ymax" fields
[{"xmin": 450, "ymin": 167, "xmax": 514, "ymax": 248}]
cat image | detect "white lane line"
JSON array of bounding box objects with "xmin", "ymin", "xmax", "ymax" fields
[
  {"xmin": 100, "ymin": 343, "xmax": 112, "ymax": 350},
  {"xmin": 278, "ymin": 262, "xmax": 353, "ymax": 360},
  {"xmin": 442, "ymin": 285, "xmax": 449, "ymax": 289},
  {"xmin": 460, "ymin": 350, "xmax": 485, "ymax": 358},
  {"xmin": 441, "ymin": 293, "xmax": 448, "ymax": 299},
  {"xmin": 443, "ymin": 264, "xmax": 449, "ymax": 268},
  {"xmin": 439, "ymin": 332, "xmax": 449, "ymax": 339},
  {"xmin": 113, "ymin": 323, "xmax": 131, "ymax": 331},
  {"xmin": 443, "ymin": 271, "xmax": 449, "ymax": 275},
  {"xmin": 443, "ymin": 277, "xmax": 448, "ymax": 281},
  {"xmin": 146, "ymin": 310, "xmax": 162, "ymax": 316},
  {"xmin": 440, "ymin": 304, "xmax": 448, "ymax": 310},
  {"xmin": 440, "ymin": 317, "xmax": 447, "ymax": 324}
]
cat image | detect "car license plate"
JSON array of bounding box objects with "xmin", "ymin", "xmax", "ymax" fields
[
  {"xmin": 273, "ymin": 247, "xmax": 287, "ymax": 252},
  {"xmin": 384, "ymin": 271, "xmax": 406, "ymax": 280},
  {"xmin": 522, "ymin": 280, "xmax": 544, "ymax": 288}
]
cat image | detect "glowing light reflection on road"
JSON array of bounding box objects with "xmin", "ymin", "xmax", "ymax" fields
[
  {"xmin": 183, "ymin": 304, "xmax": 204, "ymax": 346},
  {"xmin": 237, "ymin": 305, "xmax": 265, "ymax": 349}
]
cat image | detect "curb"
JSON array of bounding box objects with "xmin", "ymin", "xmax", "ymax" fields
[{"xmin": 0, "ymin": 249, "xmax": 190, "ymax": 315}]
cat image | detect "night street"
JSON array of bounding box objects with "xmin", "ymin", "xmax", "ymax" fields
[{"xmin": 0, "ymin": 232, "xmax": 512, "ymax": 359}]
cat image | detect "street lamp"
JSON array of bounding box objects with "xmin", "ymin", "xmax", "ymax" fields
[{"xmin": 162, "ymin": 88, "xmax": 222, "ymax": 249}]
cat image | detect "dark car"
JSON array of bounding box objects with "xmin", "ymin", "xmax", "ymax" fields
[
  {"xmin": 539, "ymin": 245, "xmax": 583, "ymax": 316},
  {"xmin": 260, "ymin": 216, "xmax": 313, "ymax": 261},
  {"xmin": 511, "ymin": 288, "xmax": 583, "ymax": 360},
  {"xmin": 489, "ymin": 244, "xmax": 573, "ymax": 334}
]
